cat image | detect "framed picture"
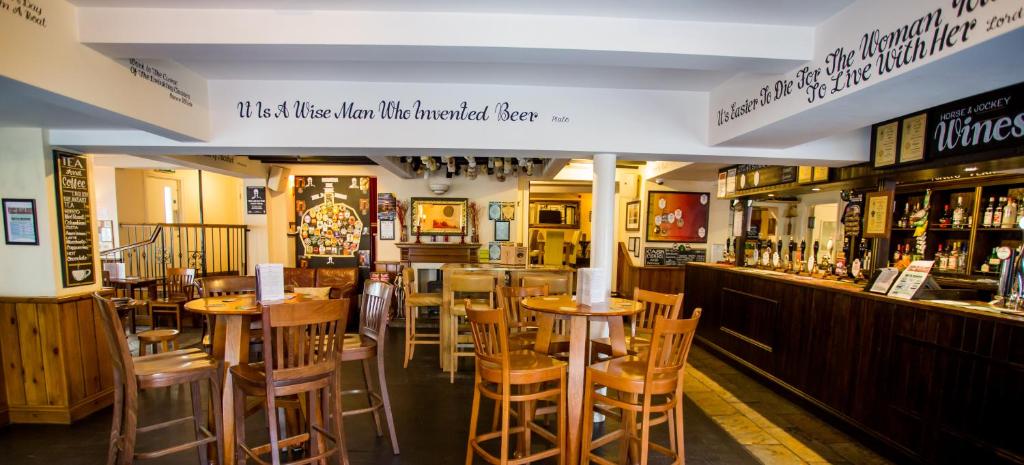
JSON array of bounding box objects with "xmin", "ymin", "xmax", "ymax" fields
[
  {"xmin": 645, "ymin": 191, "xmax": 710, "ymax": 243},
  {"xmin": 494, "ymin": 220, "xmax": 511, "ymax": 242},
  {"xmin": 864, "ymin": 191, "xmax": 894, "ymax": 238},
  {"xmin": 379, "ymin": 219, "xmax": 396, "ymax": 240},
  {"xmin": 627, "ymin": 236, "xmax": 640, "ymax": 252},
  {"xmin": 410, "ymin": 197, "xmax": 468, "ymax": 235},
  {"xmin": 631, "ymin": 238, "xmax": 641, "ymax": 258},
  {"xmin": 625, "ymin": 200, "xmax": 641, "ymax": 231},
  {"xmin": 3, "ymin": 198, "xmax": 39, "ymax": 245}
]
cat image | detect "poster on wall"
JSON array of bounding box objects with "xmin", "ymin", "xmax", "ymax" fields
[
  {"xmin": 294, "ymin": 175, "xmax": 375, "ymax": 267},
  {"xmin": 53, "ymin": 151, "xmax": 97, "ymax": 287},
  {"xmin": 246, "ymin": 186, "xmax": 266, "ymax": 214},
  {"xmin": 3, "ymin": 199, "xmax": 39, "ymax": 245},
  {"xmin": 377, "ymin": 193, "xmax": 396, "ymax": 221},
  {"xmin": 645, "ymin": 191, "xmax": 710, "ymax": 243}
]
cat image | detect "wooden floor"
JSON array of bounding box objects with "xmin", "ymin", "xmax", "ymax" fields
[{"xmin": 0, "ymin": 326, "xmax": 762, "ymax": 465}]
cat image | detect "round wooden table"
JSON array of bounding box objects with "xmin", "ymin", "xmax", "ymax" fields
[
  {"xmin": 184, "ymin": 294, "xmax": 302, "ymax": 465},
  {"xmin": 521, "ymin": 295, "xmax": 642, "ymax": 465}
]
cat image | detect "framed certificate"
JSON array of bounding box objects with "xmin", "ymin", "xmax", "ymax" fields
[
  {"xmin": 872, "ymin": 121, "xmax": 899, "ymax": 168},
  {"xmin": 3, "ymin": 198, "xmax": 39, "ymax": 245},
  {"xmin": 863, "ymin": 191, "xmax": 894, "ymax": 238},
  {"xmin": 899, "ymin": 113, "xmax": 927, "ymax": 164}
]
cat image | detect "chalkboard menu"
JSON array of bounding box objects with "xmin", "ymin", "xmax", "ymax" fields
[
  {"xmin": 644, "ymin": 247, "xmax": 706, "ymax": 267},
  {"xmin": 54, "ymin": 151, "xmax": 96, "ymax": 287}
]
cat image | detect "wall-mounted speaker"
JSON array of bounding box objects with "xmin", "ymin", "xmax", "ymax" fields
[{"xmin": 267, "ymin": 166, "xmax": 291, "ymax": 192}]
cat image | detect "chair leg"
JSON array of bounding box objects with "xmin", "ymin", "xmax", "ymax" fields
[
  {"xmin": 361, "ymin": 359, "xmax": 384, "ymax": 437},
  {"xmin": 639, "ymin": 397, "xmax": 652, "ymax": 465},
  {"xmin": 190, "ymin": 381, "xmax": 210, "ymax": 465},
  {"xmin": 266, "ymin": 391, "xmax": 282, "ymax": 465},
  {"xmin": 580, "ymin": 373, "xmax": 594, "ymax": 465},
  {"xmin": 377, "ymin": 354, "xmax": 400, "ymax": 455},
  {"xmin": 522, "ymin": 384, "xmax": 533, "ymax": 459},
  {"xmin": 209, "ymin": 371, "xmax": 225, "ymax": 465},
  {"xmin": 119, "ymin": 386, "xmax": 138, "ymax": 465},
  {"xmin": 233, "ymin": 382, "xmax": 247, "ymax": 465},
  {"xmin": 139, "ymin": 342, "xmax": 147, "ymax": 356},
  {"xmin": 465, "ymin": 374, "xmax": 482, "ymax": 465},
  {"xmin": 500, "ymin": 386, "xmax": 511, "ymax": 465},
  {"xmin": 558, "ymin": 371, "xmax": 567, "ymax": 465},
  {"xmin": 449, "ymin": 315, "xmax": 458, "ymax": 384},
  {"xmin": 309, "ymin": 388, "xmax": 322, "ymax": 460},
  {"xmin": 403, "ymin": 304, "xmax": 413, "ymax": 368},
  {"xmin": 107, "ymin": 373, "xmax": 124, "ymax": 465},
  {"xmin": 674, "ymin": 393, "xmax": 685, "ymax": 464},
  {"xmin": 330, "ymin": 373, "xmax": 350, "ymax": 465}
]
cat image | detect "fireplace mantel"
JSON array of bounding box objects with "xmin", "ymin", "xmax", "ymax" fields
[{"xmin": 395, "ymin": 242, "xmax": 481, "ymax": 265}]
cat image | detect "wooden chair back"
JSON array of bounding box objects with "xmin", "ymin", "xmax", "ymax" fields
[
  {"xmin": 92, "ymin": 293, "xmax": 137, "ymax": 391},
  {"xmin": 260, "ymin": 298, "xmax": 349, "ymax": 391},
  {"xmin": 165, "ymin": 267, "xmax": 196, "ymax": 299},
  {"xmin": 197, "ymin": 275, "xmax": 256, "ymax": 297},
  {"xmin": 402, "ymin": 267, "xmax": 416, "ymax": 296},
  {"xmin": 644, "ymin": 309, "xmax": 702, "ymax": 386},
  {"xmin": 496, "ymin": 285, "xmax": 548, "ymax": 330},
  {"xmin": 632, "ymin": 288, "xmax": 684, "ymax": 333},
  {"xmin": 450, "ymin": 273, "xmax": 497, "ymax": 308},
  {"xmin": 520, "ymin": 274, "xmax": 569, "ymax": 294},
  {"xmin": 464, "ymin": 301, "xmax": 510, "ymax": 372},
  {"xmin": 360, "ymin": 280, "xmax": 394, "ymax": 342}
]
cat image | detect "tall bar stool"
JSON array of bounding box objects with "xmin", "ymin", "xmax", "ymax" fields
[
  {"xmin": 195, "ymin": 276, "xmax": 258, "ymax": 354},
  {"xmin": 581, "ymin": 310, "xmax": 702, "ymax": 465},
  {"xmin": 592, "ymin": 288, "xmax": 683, "ymax": 357},
  {"xmin": 464, "ymin": 300, "xmax": 567, "ymax": 465},
  {"xmin": 520, "ymin": 274, "xmax": 570, "ymax": 295},
  {"xmin": 93, "ymin": 293, "xmax": 224, "ymax": 465},
  {"xmin": 231, "ymin": 298, "xmax": 350, "ymax": 465},
  {"xmin": 449, "ymin": 273, "xmax": 497, "ymax": 383},
  {"xmin": 342, "ymin": 281, "xmax": 401, "ymax": 455},
  {"xmin": 402, "ymin": 267, "xmax": 442, "ymax": 368},
  {"xmin": 496, "ymin": 284, "xmax": 548, "ymax": 351}
]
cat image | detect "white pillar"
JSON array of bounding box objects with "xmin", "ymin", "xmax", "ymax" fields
[{"xmin": 591, "ymin": 153, "xmax": 617, "ymax": 293}]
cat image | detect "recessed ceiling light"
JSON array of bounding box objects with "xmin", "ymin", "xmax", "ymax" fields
[
  {"xmin": 811, "ymin": 187, "xmax": 821, "ymax": 192},
  {"xmin": 767, "ymin": 194, "xmax": 774, "ymax": 197},
  {"xmin": 964, "ymin": 166, "xmax": 978, "ymax": 172}
]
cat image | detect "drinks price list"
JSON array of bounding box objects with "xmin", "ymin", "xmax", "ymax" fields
[{"xmin": 54, "ymin": 151, "xmax": 96, "ymax": 287}]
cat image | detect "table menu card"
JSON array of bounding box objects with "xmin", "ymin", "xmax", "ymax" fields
[
  {"xmin": 576, "ymin": 268, "xmax": 608, "ymax": 307},
  {"xmin": 256, "ymin": 263, "xmax": 286, "ymax": 302},
  {"xmin": 887, "ymin": 260, "xmax": 934, "ymax": 300}
]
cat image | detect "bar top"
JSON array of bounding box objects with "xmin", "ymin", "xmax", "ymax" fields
[
  {"xmin": 687, "ymin": 262, "xmax": 1024, "ymax": 325},
  {"xmin": 440, "ymin": 263, "xmax": 573, "ymax": 272}
]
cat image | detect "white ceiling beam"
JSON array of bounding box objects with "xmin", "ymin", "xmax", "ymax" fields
[
  {"xmin": 77, "ymin": 8, "xmax": 813, "ymax": 72},
  {"xmin": 369, "ymin": 155, "xmax": 414, "ymax": 179}
]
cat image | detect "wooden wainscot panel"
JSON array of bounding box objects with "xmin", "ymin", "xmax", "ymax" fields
[{"xmin": 0, "ymin": 293, "xmax": 114, "ymax": 424}]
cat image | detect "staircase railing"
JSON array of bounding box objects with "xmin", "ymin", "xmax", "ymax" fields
[{"xmin": 100, "ymin": 223, "xmax": 249, "ymax": 280}]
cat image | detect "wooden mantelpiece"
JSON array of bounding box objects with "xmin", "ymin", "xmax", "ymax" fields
[
  {"xmin": 395, "ymin": 242, "xmax": 481, "ymax": 264},
  {"xmin": 0, "ymin": 291, "xmax": 115, "ymax": 425}
]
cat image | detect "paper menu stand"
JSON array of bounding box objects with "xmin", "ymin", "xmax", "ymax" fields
[
  {"xmin": 103, "ymin": 262, "xmax": 126, "ymax": 280},
  {"xmin": 865, "ymin": 267, "xmax": 899, "ymax": 294},
  {"xmin": 255, "ymin": 263, "xmax": 286, "ymax": 302},
  {"xmin": 886, "ymin": 260, "xmax": 935, "ymax": 300},
  {"xmin": 576, "ymin": 268, "xmax": 608, "ymax": 307}
]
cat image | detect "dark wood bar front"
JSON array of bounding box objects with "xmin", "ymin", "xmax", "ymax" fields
[{"xmin": 684, "ymin": 262, "xmax": 1024, "ymax": 465}]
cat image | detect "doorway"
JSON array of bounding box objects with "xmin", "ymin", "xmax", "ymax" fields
[{"xmin": 144, "ymin": 175, "xmax": 181, "ymax": 223}]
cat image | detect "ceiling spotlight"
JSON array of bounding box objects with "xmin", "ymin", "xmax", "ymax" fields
[
  {"xmin": 963, "ymin": 166, "xmax": 978, "ymax": 172},
  {"xmin": 811, "ymin": 187, "xmax": 821, "ymax": 192}
]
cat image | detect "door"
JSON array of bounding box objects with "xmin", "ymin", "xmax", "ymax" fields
[{"xmin": 144, "ymin": 176, "xmax": 181, "ymax": 223}]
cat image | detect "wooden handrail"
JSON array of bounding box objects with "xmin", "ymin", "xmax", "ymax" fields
[
  {"xmin": 99, "ymin": 227, "xmax": 160, "ymax": 255},
  {"xmin": 119, "ymin": 222, "xmax": 249, "ymax": 230}
]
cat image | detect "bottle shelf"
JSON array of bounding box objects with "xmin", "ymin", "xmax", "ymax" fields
[
  {"xmin": 927, "ymin": 226, "xmax": 971, "ymax": 232},
  {"xmin": 975, "ymin": 227, "xmax": 1023, "ymax": 232}
]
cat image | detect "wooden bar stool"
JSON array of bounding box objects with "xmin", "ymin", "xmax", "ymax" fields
[
  {"xmin": 449, "ymin": 273, "xmax": 497, "ymax": 383},
  {"xmin": 402, "ymin": 267, "xmax": 443, "ymax": 368},
  {"xmin": 341, "ymin": 281, "xmax": 400, "ymax": 455},
  {"xmin": 496, "ymin": 285, "xmax": 549, "ymax": 351},
  {"xmin": 464, "ymin": 300, "xmax": 567, "ymax": 465},
  {"xmin": 93, "ymin": 293, "xmax": 224, "ymax": 465},
  {"xmin": 520, "ymin": 274, "xmax": 570, "ymax": 294},
  {"xmin": 196, "ymin": 276, "xmax": 258, "ymax": 354},
  {"xmin": 150, "ymin": 267, "xmax": 196, "ymax": 331},
  {"xmin": 581, "ymin": 310, "xmax": 702, "ymax": 465},
  {"xmin": 230, "ymin": 298, "xmax": 350, "ymax": 465},
  {"xmin": 137, "ymin": 328, "xmax": 179, "ymax": 355},
  {"xmin": 592, "ymin": 288, "xmax": 683, "ymax": 357}
]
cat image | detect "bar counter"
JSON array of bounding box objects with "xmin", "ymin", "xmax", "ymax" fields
[{"xmin": 684, "ymin": 262, "xmax": 1024, "ymax": 465}]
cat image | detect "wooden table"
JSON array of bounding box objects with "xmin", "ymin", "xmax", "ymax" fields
[
  {"xmin": 522, "ymin": 295, "xmax": 641, "ymax": 465},
  {"xmin": 108, "ymin": 276, "xmax": 159, "ymax": 300},
  {"xmin": 439, "ymin": 263, "xmax": 574, "ymax": 371},
  {"xmin": 184, "ymin": 294, "xmax": 305, "ymax": 465}
]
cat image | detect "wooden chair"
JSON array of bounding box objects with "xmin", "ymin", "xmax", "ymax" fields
[
  {"xmin": 196, "ymin": 276, "xmax": 258, "ymax": 352},
  {"xmin": 464, "ymin": 300, "xmax": 566, "ymax": 465},
  {"xmin": 137, "ymin": 329, "xmax": 179, "ymax": 355},
  {"xmin": 93, "ymin": 293, "xmax": 224, "ymax": 465},
  {"xmin": 592, "ymin": 288, "xmax": 683, "ymax": 357},
  {"xmin": 449, "ymin": 273, "xmax": 497, "ymax": 383},
  {"xmin": 520, "ymin": 273, "xmax": 570, "ymax": 294},
  {"xmin": 231, "ymin": 298, "xmax": 350, "ymax": 465},
  {"xmin": 150, "ymin": 267, "xmax": 196, "ymax": 331},
  {"xmin": 581, "ymin": 310, "xmax": 702, "ymax": 465},
  {"xmin": 341, "ymin": 280, "xmax": 400, "ymax": 455},
  {"xmin": 402, "ymin": 267, "xmax": 442, "ymax": 368},
  {"xmin": 495, "ymin": 284, "xmax": 548, "ymax": 351}
]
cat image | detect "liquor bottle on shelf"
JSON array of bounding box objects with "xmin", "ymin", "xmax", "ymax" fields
[
  {"xmin": 992, "ymin": 197, "xmax": 1005, "ymax": 227},
  {"xmin": 899, "ymin": 202, "xmax": 910, "ymax": 228},
  {"xmin": 939, "ymin": 204, "xmax": 952, "ymax": 228},
  {"xmin": 952, "ymin": 196, "xmax": 965, "ymax": 228},
  {"xmin": 1002, "ymin": 197, "xmax": 1017, "ymax": 228},
  {"xmin": 988, "ymin": 247, "xmax": 1002, "ymax": 273},
  {"xmin": 947, "ymin": 242, "xmax": 959, "ymax": 272},
  {"xmin": 983, "ymin": 196, "xmax": 995, "ymax": 227},
  {"xmin": 1017, "ymin": 196, "xmax": 1024, "ymax": 226},
  {"xmin": 892, "ymin": 242, "xmax": 902, "ymax": 266},
  {"xmin": 936, "ymin": 244, "xmax": 947, "ymax": 270}
]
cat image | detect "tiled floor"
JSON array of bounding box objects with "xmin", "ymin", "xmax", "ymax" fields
[{"xmin": 684, "ymin": 346, "xmax": 893, "ymax": 465}]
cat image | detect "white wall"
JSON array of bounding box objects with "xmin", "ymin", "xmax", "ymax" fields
[
  {"xmin": 93, "ymin": 164, "xmax": 120, "ymax": 247},
  {"xmin": 264, "ymin": 165, "xmax": 523, "ymax": 266}
]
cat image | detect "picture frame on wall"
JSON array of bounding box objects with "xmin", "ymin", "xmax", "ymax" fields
[
  {"xmin": 631, "ymin": 238, "xmax": 641, "ymax": 258},
  {"xmin": 3, "ymin": 198, "xmax": 39, "ymax": 245},
  {"xmin": 379, "ymin": 219, "xmax": 396, "ymax": 240},
  {"xmin": 645, "ymin": 191, "xmax": 711, "ymax": 243},
  {"xmin": 494, "ymin": 220, "xmax": 511, "ymax": 242},
  {"xmin": 864, "ymin": 191, "xmax": 894, "ymax": 238},
  {"xmin": 625, "ymin": 200, "xmax": 641, "ymax": 231},
  {"xmin": 410, "ymin": 197, "xmax": 468, "ymax": 235}
]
